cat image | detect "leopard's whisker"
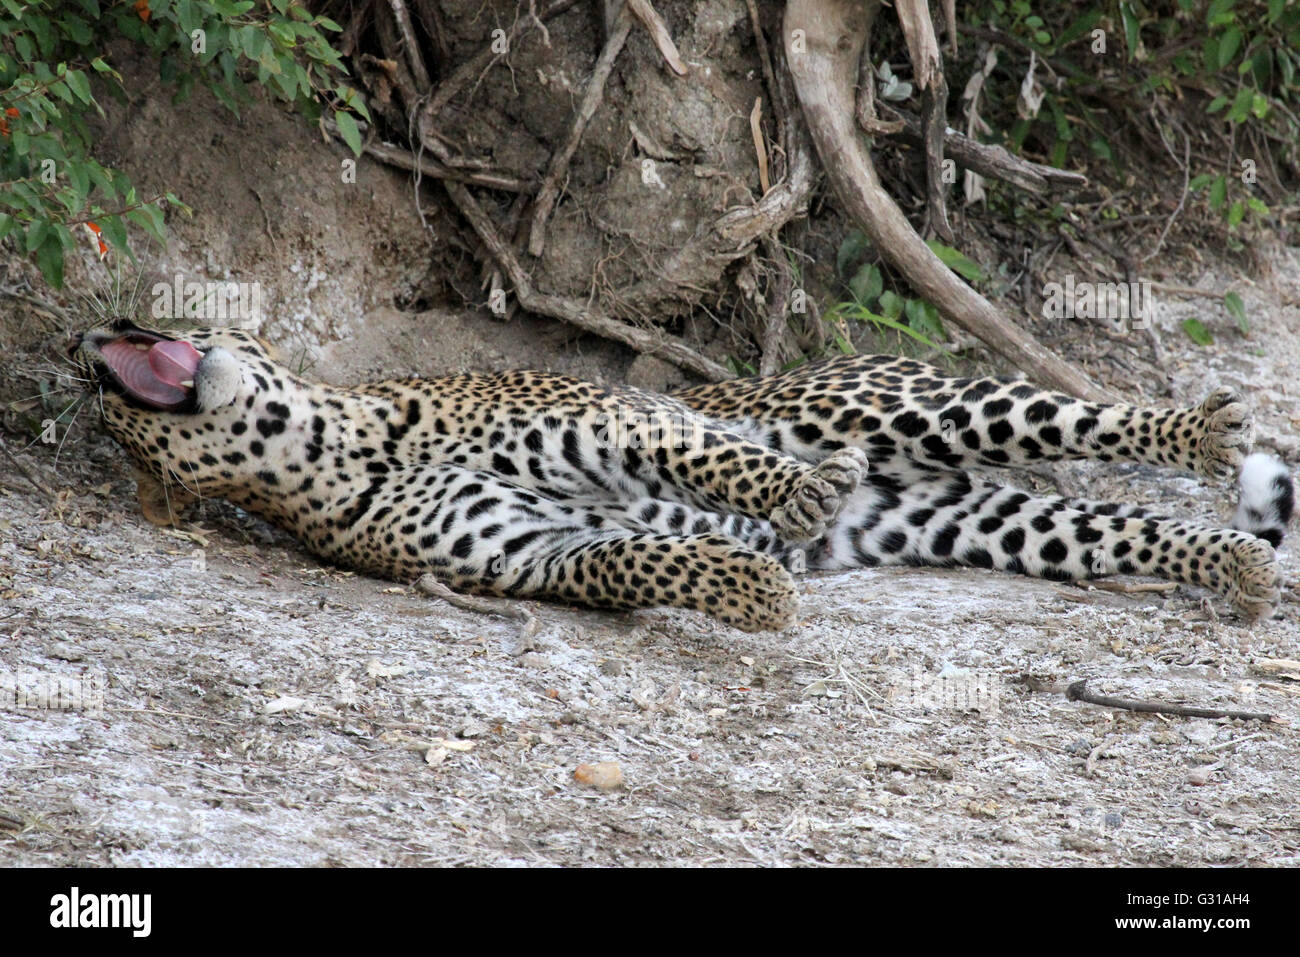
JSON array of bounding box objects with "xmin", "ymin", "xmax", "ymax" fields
[{"xmin": 51, "ymin": 395, "xmax": 90, "ymax": 472}]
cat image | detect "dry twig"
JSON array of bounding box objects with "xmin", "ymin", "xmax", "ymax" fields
[
  {"xmin": 1067, "ymin": 679, "xmax": 1279, "ymax": 724},
  {"xmin": 413, "ymin": 574, "xmax": 540, "ymax": 637}
]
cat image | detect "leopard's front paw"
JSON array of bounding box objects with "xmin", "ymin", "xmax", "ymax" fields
[
  {"xmin": 1194, "ymin": 386, "xmax": 1254, "ymax": 482},
  {"xmin": 770, "ymin": 448, "xmax": 867, "ymax": 542}
]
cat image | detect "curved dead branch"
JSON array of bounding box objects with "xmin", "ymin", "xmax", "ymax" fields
[{"xmin": 784, "ymin": 0, "xmax": 1115, "ymax": 401}]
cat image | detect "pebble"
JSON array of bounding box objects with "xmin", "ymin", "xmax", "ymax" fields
[{"xmin": 573, "ymin": 762, "xmax": 623, "ymax": 790}]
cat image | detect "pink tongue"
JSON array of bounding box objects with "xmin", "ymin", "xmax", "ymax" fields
[
  {"xmin": 148, "ymin": 340, "xmax": 202, "ymax": 388},
  {"xmin": 100, "ymin": 337, "xmax": 201, "ymax": 408}
]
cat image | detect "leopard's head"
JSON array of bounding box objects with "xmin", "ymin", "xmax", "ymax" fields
[{"xmin": 68, "ymin": 320, "xmax": 293, "ymax": 493}]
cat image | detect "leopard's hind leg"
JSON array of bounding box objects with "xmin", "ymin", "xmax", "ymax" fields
[
  {"xmin": 812, "ymin": 465, "xmax": 1287, "ymax": 619},
  {"xmin": 674, "ymin": 355, "xmax": 1255, "ymax": 480}
]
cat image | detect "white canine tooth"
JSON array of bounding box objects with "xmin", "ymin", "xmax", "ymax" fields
[
  {"xmin": 179, "ymin": 379, "xmax": 194, "ymax": 388},
  {"xmin": 135, "ymin": 342, "xmax": 149, "ymax": 351}
]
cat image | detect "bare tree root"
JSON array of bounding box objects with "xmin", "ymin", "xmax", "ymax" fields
[
  {"xmin": 385, "ymin": 0, "xmax": 432, "ymax": 92},
  {"xmin": 876, "ymin": 106, "xmax": 1088, "ymax": 194},
  {"xmin": 528, "ymin": 12, "xmax": 633, "ymax": 257},
  {"xmin": 758, "ymin": 236, "xmax": 795, "ymax": 375},
  {"xmin": 896, "ymin": 0, "xmax": 953, "ymax": 242},
  {"xmin": 616, "ymin": 60, "xmax": 817, "ymax": 317},
  {"xmin": 331, "ymin": 122, "xmax": 534, "ymax": 193},
  {"xmin": 625, "ymin": 0, "xmax": 688, "ymax": 76},
  {"xmin": 443, "ymin": 181, "xmax": 732, "ymax": 381},
  {"xmin": 416, "ymin": 0, "xmax": 581, "ymax": 140},
  {"xmin": 784, "ymin": 0, "xmax": 1115, "ymax": 401}
]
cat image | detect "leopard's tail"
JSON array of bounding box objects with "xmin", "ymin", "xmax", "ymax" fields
[{"xmin": 1232, "ymin": 453, "xmax": 1295, "ymax": 548}]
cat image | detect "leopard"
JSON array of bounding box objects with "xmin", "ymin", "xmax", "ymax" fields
[{"xmin": 69, "ymin": 320, "xmax": 1293, "ymax": 632}]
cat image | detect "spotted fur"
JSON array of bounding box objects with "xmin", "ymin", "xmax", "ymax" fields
[{"xmin": 72, "ymin": 323, "xmax": 1292, "ymax": 630}]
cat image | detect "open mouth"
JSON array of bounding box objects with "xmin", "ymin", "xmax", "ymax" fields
[{"xmin": 84, "ymin": 329, "xmax": 204, "ymax": 412}]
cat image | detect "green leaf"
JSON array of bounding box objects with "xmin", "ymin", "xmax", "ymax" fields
[
  {"xmin": 1226, "ymin": 200, "xmax": 1245, "ymax": 228},
  {"xmin": 126, "ymin": 204, "xmax": 167, "ymax": 245},
  {"xmin": 849, "ymin": 264, "xmax": 882, "ymax": 305},
  {"xmin": 334, "ymin": 110, "xmax": 362, "ymax": 156},
  {"xmin": 1217, "ymin": 27, "xmax": 1241, "ymax": 68},
  {"xmin": 65, "ymin": 69, "xmax": 93, "ymax": 105},
  {"xmin": 98, "ymin": 214, "xmax": 129, "ymax": 255},
  {"xmin": 25, "ymin": 219, "xmax": 50, "ymax": 254},
  {"xmin": 1223, "ymin": 292, "xmax": 1248, "ymax": 333},
  {"xmin": 1208, "ymin": 176, "xmax": 1227, "ymax": 210},
  {"xmin": 904, "ymin": 298, "xmax": 945, "ymax": 340},
  {"xmin": 831, "ymin": 303, "xmax": 940, "ymax": 351},
  {"xmin": 877, "ymin": 290, "xmax": 903, "ymax": 320},
  {"xmin": 925, "ymin": 241, "xmax": 985, "ymax": 282},
  {"xmin": 1207, "ymin": 0, "xmax": 1237, "ymax": 28},
  {"xmin": 210, "ymin": 81, "xmax": 241, "ymax": 117},
  {"xmin": 68, "ymin": 161, "xmax": 89, "ymax": 201},
  {"xmin": 1226, "ymin": 86, "xmax": 1253, "ymax": 122},
  {"xmin": 1120, "ymin": 2, "xmax": 1140, "ymax": 60},
  {"xmin": 34, "ymin": 233, "xmax": 65, "ymax": 288},
  {"xmin": 1181, "ymin": 317, "xmax": 1214, "ymax": 346},
  {"xmin": 836, "ymin": 230, "xmax": 868, "ymax": 279}
]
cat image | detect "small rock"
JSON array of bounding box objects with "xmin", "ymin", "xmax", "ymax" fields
[
  {"xmin": 264, "ymin": 696, "xmax": 306, "ymax": 714},
  {"xmin": 1061, "ymin": 833, "xmax": 1105, "ymax": 853},
  {"xmin": 1183, "ymin": 721, "xmax": 1217, "ymax": 747},
  {"xmin": 574, "ymin": 761, "xmax": 623, "ymax": 791}
]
